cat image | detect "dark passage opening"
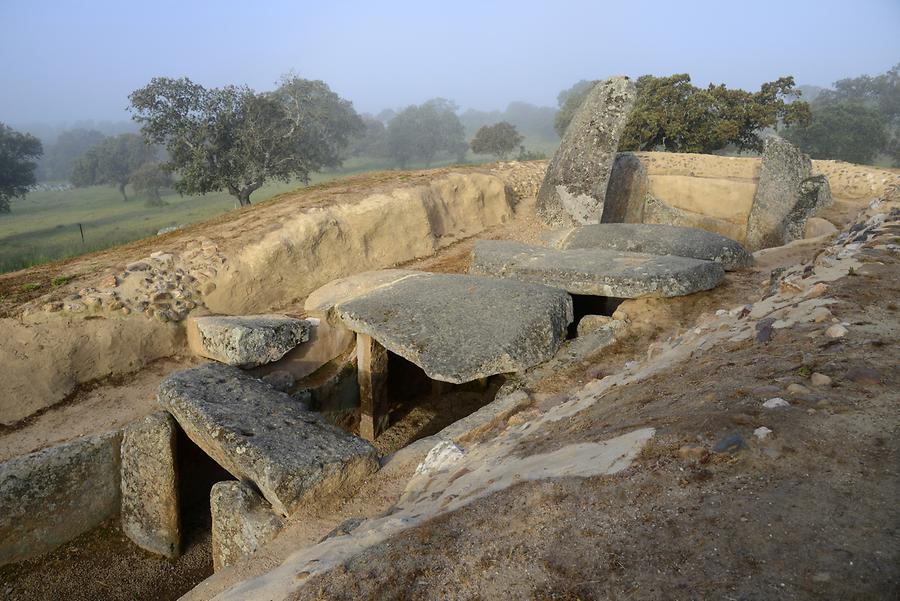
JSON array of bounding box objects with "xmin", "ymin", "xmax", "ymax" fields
[
  {"xmin": 176, "ymin": 428, "xmax": 235, "ymax": 550},
  {"xmin": 372, "ymin": 351, "xmax": 503, "ymax": 454},
  {"xmin": 567, "ymin": 295, "xmax": 625, "ymax": 339}
]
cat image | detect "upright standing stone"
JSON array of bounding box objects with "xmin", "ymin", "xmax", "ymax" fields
[
  {"xmin": 0, "ymin": 432, "xmax": 122, "ymax": 566},
  {"xmin": 602, "ymin": 152, "xmax": 650, "ymax": 224},
  {"xmin": 787, "ymin": 175, "xmax": 833, "ymax": 242},
  {"xmin": 745, "ymin": 137, "xmax": 833, "ymax": 250},
  {"xmin": 210, "ymin": 481, "xmax": 285, "ymax": 571},
  {"xmin": 121, "ymin": 411, "xmax": 181, "ymax": 558},
  {"xmin": 357, "ymin": 334, "xmax": 389, "ymax": 441},
  {"xmin": 536, "ymin": 76, "xmax": 637, "ymax": 227}
]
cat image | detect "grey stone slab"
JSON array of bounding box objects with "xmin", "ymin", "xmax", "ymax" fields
[
  {"xmin": 602, "ymin": 152, "xmax": 650, "ymax": 225},
  {"xmin": 552, "ymin": 223, "xmax": 753, "ymax": 271},
  {"xmin": 0, "ymin": 431, "xmax": 121, "ymax": 566},
  {"xmin": 746, "ymin": 136, "xmax": 833, "ymax": 250},
  {"xmin": 304, "ymin": 270, "xmax": 425, "ymax": 324},
  {"xmin": 157, "ymin": 364, "xmax": 378, "ymax": 516},
  {"xmin": 536, "ymin": 76, "xmax": 637, "ymax": 227},
  {"xmin": 332, "ymin": 272, "xmax": 573, "ymax": 384},
  {"xmin": 121, "ymin": 411, "xmax": 180, "ymax": 558},
  {"xmin": 190, "ymin": 314, "xmax": 312, "ymax": 368},
  {"xmin": 470, "ymin": 240, "xmax": 724, "ymax": 298},
  {"xmin": 211, "ymin": 481, "xmax": 285, "ymax": 571}
]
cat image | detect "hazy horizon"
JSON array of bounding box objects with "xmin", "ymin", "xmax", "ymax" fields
[{"xmin": 2, "ymin": 0, "xmax": 899, "ymax": 129}]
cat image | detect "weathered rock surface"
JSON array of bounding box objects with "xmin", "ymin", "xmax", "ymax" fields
[
  {"xmin": 804, "ymin": 217, "xmax": 838, "ymax": 239},
  {"xmin": 121, "ymin": 411, "xmax": 180, "ymax": 558},
  {"xmin": 576, "ymin": 315, "xmax": 625, "ymax": 338},
  {"xmin": 211, "ymin": 481, "xmax": 285, "ymax": 571},
  {"xmin": 746, "ymin": 137, "xmax": 832, "ymax": 250},
  {"xmin": 552, "ymin": 223, "xmax": 753, "ymax": 271},
  {"xmin": 157, "ymin": 363, "xmax": 378, "ymax": 516},
  {"xmin": 250, "ymin": 318, "xmax": 356, "ymax": 383},
  {"xmin": 0, "ymin": 432, "xmax": 122, "ymax": 566},
  {"xmin": 601, "ymin": 152, "xmax": 650, "ymax": 224},
  {"xmin": 187, "ymin": 314, "xmax": 311, "ymax": 368},
  {"xmin": 330, "ymin": 272, "xmax": 572, "ymax": 383},
  {"xmin": 470, "ymin": 240, "xmax": 724, "ymax": 298},
  {"xmin": 788, "ymin": 175, "xmax": 833, "ymax": 241},
  {"xmin": 536, "ymin": 76, "xmax": 637, "ymax": 226},
  {"xmin": 305, "ymin": 270, "xmax": 425, "ymax": 325}
]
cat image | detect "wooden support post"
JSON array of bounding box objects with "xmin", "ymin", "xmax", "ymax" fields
[
  {"xmin": 431, "ymin": 379, "xmax": 449, "ymax": 397},
  {"xmin": 357, "ymin": 333, "xmax": 389, "ymax": 442}
]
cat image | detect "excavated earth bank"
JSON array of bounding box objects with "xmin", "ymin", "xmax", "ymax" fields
[{"xmin": 0, "ymin": 155, "xmax": 897, "ymax": 601}]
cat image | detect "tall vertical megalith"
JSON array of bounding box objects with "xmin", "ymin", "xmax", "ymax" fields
[
  {"xmin": 745, "ymin": 136, "xmax": 832, "ymax": 250},
  {"xmin": 536, "ymin": 76, "xmax": 637, "ymax": 227}
]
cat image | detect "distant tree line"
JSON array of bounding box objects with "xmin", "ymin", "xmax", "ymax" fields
[
  {"xmin": 5, "ymin": 66, "xmax": 895, "ymax": 216},
  {"xmin": 784, "ymin": 63, "xmax": 899, "ymax": 165}
]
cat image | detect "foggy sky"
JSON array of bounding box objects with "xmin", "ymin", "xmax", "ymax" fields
[{"xmin": 1, "ymin": 0, "xmax": 898, "ymax": 125}]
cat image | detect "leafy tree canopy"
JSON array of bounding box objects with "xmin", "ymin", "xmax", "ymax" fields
[
  {"xmin": 784, "ymin": 103, "xmax": 887, "ymax": 164},
  {"xmin": 386, "ymin": 99, "xmax": 467, "ymax": 168},
  {"xmin": 788, "ymin": 63, "xmax": 899, "ymax": 164},
  {"xmin": 40, "ymin": 128, "xmax": 105, "ymax": 182},
  {"xmin": 70, "ymin": 133, "xmax": 157, "ymax": 201},
  {"xmin": 130, "ymin": 161, "xmax": 174, "ymax": 207},
  {"xmin": 470, "ymin": 121, "xmax": 524, "ymax": 159},
  {"xmin": 0, "ymin": 123, "xmax": 43, "ymax": 213},
  {"xmin": 128, "ymin": 75, "xmax": 363, "ymax": 206},
  {"xmin": 347, "ymin": 115, "xmax": 388, "ymax": 158},
  {"xmin": 555, "ymin": 74, "xmax": 810, "ymax": 153}
]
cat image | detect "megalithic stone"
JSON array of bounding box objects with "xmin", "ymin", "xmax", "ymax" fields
[
  {"xmin": 745, "ymin": 136, "xmax": 833, "ymax": 250},
  {"xmin": 536, "ymin": 76, "xmax": 637, "ymax": 227},
  {"xmin": 120, "ymin": 411, "xmax": 181, "ymax": 558}
]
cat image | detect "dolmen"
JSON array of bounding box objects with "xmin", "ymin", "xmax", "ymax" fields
[
  {"xmin": 472, "ymin": 224, "xmax": 752, "ymax": 298},
  {"xmin": 306, "ymin": 270, "xmax": 573, "ymax": 439},
  {"xmin": 122, "ymin": 362, "xmax": 378, "ymax": 565}
]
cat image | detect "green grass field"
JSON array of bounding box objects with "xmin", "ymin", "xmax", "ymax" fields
[{"xmin": 0, "ymin": 149, "xmax": 537, "ymax": 274}]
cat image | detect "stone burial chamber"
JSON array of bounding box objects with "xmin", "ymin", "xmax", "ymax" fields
[
  {"xmin": 305, "ymin": 270, "xmax": 574, "ymax": 440},
  {"xmin": 120, "ymin": 363, "xmax": 379, "ymax": 568}
]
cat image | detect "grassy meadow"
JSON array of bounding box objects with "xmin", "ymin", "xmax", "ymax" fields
[{"xmin": 0, "ymin": 150, "xmax": 540, "ymax": 274}]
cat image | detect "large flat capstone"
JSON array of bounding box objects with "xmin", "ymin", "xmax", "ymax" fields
[
  {"xmin": 536, "ymin": 76, "xmax": 637, "ymax": 227},
  {"xmin": 320, "ymin": 271, "xmax": 573, "ymax": 384},
  {"xmin": 157, "ymin": 364, "xmax": 378, "ymax": 516},
  {"xmin": 187, "ymin": 314, "xmax": 312, "ymax": 368},
  {"xmin": 551, "ymin": 223, "xmax": 753, "ymax": 271},
  {"xmin": 470, "ymin": 240, "xmax": 724, "ymax": 298}
]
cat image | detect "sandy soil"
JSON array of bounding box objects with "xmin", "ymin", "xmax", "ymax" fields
[
  {"xmin": 284, "ymin": 219, "xmax": 900, "ymax": 601},
  {"xmin": 0, "ymin": 518, "xmax": 213, "ymax": 601},
  {"xmin": 0, "ymin": 357, "xmax": 198, "ymax": 461}
]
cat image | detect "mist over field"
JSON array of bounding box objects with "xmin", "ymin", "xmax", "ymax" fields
[{"xmin": 0, "ymin": 0, "xmax": 898, "ymax": 271}]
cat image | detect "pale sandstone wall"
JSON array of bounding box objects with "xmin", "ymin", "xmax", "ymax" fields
[
  {"xmin": 0, "ymin": 316, "xmax": 184, "ymax": 425},
  {"xmin": 204, "ymin": 172, "xmax": 516, "ymax": 314}
]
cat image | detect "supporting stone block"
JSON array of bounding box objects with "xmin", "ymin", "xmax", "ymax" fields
[
  {"xmin": 357, "ymin": 333, "xmax": 389, "ymax": 441},
  {"xmin": 0, "ymin": 432, "xmax": 122, "ymax": 566},
  {"xmin": 186, "ymin": 314, "xmax": 311, "ymax": 368},
  {"xmin": 211, "ymin": 481, "xmax": 285, "ymax": 571},
  {"xmin": 121, "ymin": 411, "xmax": 181, "ymax": 558}
]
